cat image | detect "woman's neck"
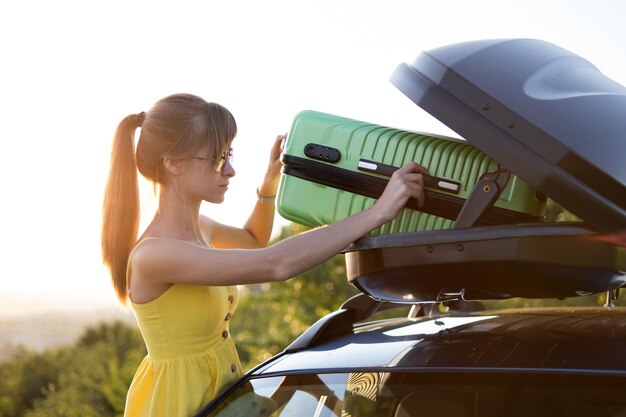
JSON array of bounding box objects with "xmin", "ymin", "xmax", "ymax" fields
[{"xmin": 145, "ymin": 188, "xmax": 204, "ymax": 243}]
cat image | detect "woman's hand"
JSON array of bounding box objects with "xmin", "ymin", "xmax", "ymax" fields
[
  {"xmin": 258, "ymin": 134, "xmax": 286, "ymax": 197},
  {"xmin": 373, "ymin": 162, "xmax": 428, "ymax": 223}
]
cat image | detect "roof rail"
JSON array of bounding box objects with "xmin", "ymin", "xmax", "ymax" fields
[
  {"xmin": 283, "ymin": 293, "xmax": 490, "ymax": 353},
  {"xmin": 284, "ymin": 294, "xmax": 409, "ymax": 353}
]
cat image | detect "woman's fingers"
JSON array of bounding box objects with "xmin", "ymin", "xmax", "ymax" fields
[
  {"xmin": 404, "ymin": 172, "xmax": 424, "ymax": 186},
  {"xmin": 266, "ymin": 134, "xmax": 286, "ymax": 176},
  {"xmin": 274, "ymin": 134, "xmax": 286, "ymax": 150},
  {"xmin": 407, "ymin": 181, "xmax": 426, "ymax": 208},
  {"xmin": 270, "ymin": 135, "xmax": 285, "ymax": 162},
  {"xmin": 390, "ymin": 162, "xmax": 428, "ymax": 208},
  {"xmin": 375, "ymin": 162, "xmax": 428, "ymax": 221},
  {"xmin": 397, "ymin": 161, "xmax": 429, "ymax": 176}
]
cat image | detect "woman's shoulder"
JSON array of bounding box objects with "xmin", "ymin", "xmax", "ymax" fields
[
  {"xmin": 127, "ymin": 237, "xmax": 181, "ymax": 303},
  {"xmin": 129, "ymin": 236, "xmax": 210, "ymax": 286},
  {"xmin": 130, "ymin": 237, "xmax": 171, "ymax": 270}
]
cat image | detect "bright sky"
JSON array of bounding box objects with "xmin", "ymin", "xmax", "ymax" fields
[{"xmin": 1, "ymin": 0, "xmax": 625, "ymax": 316}]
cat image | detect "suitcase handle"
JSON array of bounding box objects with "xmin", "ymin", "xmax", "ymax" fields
[{"xmin": 357, "ymin": 158, "xmax": 461, "ymax": 194}]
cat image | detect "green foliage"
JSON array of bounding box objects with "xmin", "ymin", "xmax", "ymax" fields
[
  {"xmin": 0, "ymin": 347, "xmax": 65, "ymax": 417},
  {"xmin": 483, "ymin": 291, "xmax": 626, "ymax": 311},
  {"xmin": 544, "ymin": 198, "xmax": 579, "ymax": 222},
  {"xmin": 232, "ymin": 223, "xmax": 359, "ymax": 369},
  {"xmin": 0, "ymin": 321, "xmax": 145, "ymax": 417}
]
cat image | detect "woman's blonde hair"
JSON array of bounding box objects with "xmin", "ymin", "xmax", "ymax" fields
[{"xmin": 101, "ymin": 93, "xmax": 237, "ymax": 302}]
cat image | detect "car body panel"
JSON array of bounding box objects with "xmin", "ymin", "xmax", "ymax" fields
[{"xmin": 256, "ymin": 308, "xmax": 626, "ymax": 375}]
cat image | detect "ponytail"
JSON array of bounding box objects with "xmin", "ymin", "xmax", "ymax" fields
[
  {"xmin": 101, "ymin": 112, "xmax": 145, "ymax": 303},
  {"xmin": 101, "ymin": 94, "xmax": 237, "ymax": 303}
]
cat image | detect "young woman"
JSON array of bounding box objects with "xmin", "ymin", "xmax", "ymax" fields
[{"xmin": 101, "ymin": 93, "xmax": 427, "ymax": 417}]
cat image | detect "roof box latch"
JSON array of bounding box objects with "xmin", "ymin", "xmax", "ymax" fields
[{"xmin": 454, "ymin": 168, "xmax": 511, "ymax": 228}]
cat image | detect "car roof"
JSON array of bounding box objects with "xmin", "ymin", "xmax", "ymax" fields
[{"xmin": 254, "ymin": 307, "xmax": 626, "ymax": 376}]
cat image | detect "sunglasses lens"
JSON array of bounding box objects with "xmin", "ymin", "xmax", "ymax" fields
[{"xmin": 215, "ymin": 149, "xmax": 233, "ymax": 172}]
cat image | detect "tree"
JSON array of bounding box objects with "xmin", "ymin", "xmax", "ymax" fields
[
  {"xmin": 27, "ymin": 321, "xmax": 145, "ymax": 417},
  {"xmin": 232, "ymin": 223, "xmax": 359, "ymax": 369},
  {"xmin": 0, "ymin": 346, "xmax": 71, "ymax": 417}
]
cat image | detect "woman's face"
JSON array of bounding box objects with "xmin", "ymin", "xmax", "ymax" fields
[{"xmin": 179, "ymin": 146, "xmax": 236, "ymax": 204}]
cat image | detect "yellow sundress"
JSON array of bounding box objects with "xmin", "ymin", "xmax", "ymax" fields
[{"xmin": 124, "ymin": 239, "xmax": 243, "ymax": 417}]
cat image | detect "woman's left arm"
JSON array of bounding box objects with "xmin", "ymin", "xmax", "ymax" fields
[{"xmin": 203, "ymin": 134, "xmax": 285, "ymax": 249}]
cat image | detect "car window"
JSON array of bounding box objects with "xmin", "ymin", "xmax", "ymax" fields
[
  {"xmin": 203, "ymin": 373, "xmax": 350, "ymax": 417},
  {"xmin": 201, "ymin": 371, "xmax": 626, "ymax": 417}
]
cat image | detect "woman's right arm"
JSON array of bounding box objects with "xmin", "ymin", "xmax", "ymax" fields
[{"xmin": 132, "ymin": 162, "xmax": 427, "ymax": 287}]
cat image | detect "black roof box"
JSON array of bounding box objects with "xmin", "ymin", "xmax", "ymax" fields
[
  {"xmin": 390, "ymin": 38, "xmax": 626, "ymax": 233},
  {"xmin": 345, "ymin": 223, "xmax": 626, "ymax": 303}
]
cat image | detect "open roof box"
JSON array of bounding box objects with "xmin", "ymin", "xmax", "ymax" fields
[{"xmin": 346, "ymin": 39, "xmax": 626, "ymax": 303}]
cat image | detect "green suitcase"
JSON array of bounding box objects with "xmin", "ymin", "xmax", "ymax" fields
[{"xmin": 277, "ymin": 110, "xmax": 546, "ymax": 235}]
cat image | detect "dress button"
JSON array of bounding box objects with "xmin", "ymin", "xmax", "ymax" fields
[
  {"xmin": 231, "ymin": 363, "xmax": 237, "ymax": 373},
  {"xmin": 222, "ymin": 330, "xmax": 229, "ymax": 339},
  {"xmin": 224, "ymin": 313, "xmax": 232, "ymax": 321},
  {"xmin": 228, "ymin": 294, "xmax": 235, "ymax": 304}
]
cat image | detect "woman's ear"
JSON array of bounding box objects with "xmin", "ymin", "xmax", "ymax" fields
[{"xmin": 163, "ymin": 157, "xmax": 183, "ymax": 176}]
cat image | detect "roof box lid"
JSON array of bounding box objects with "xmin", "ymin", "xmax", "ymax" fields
[{"xmin": 390, "ymin": 38, "xmax": 626, "ymax": 232}]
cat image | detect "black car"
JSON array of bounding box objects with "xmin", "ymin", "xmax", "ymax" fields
[
  {"xmin": 198, "ymin": 296, "xmax": 626, "ymax": 417},
  {"xmin": 197, "ymin": 39, "xmax": 626, "ymax": 417}
]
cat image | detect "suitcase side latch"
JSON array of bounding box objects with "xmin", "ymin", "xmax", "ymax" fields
[{"xmin": 454, "ymin": 168, "xmax": 511, "ymax": 229}]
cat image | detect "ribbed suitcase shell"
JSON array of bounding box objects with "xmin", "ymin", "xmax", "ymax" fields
[{"xmin": 277, "ymin": 111, "xmax": 545, "ymax": 235}]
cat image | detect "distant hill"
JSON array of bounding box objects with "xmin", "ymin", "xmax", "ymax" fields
[{"xmin": 0, "ymin": 309, "xmax": 136, "ymax": 362}]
